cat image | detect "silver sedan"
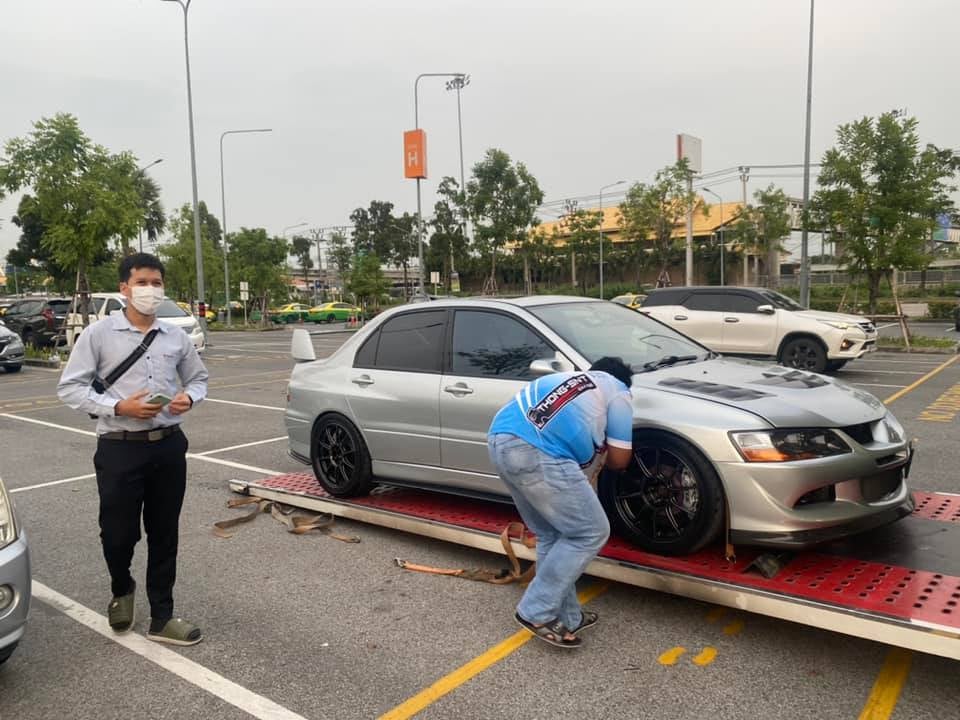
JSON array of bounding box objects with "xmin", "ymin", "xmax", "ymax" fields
[{"xmin": 285, "ymin": 297, "xmax": 914, "ymax": 556}]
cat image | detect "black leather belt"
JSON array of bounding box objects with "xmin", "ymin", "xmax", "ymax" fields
[{"xmin": 99, "ymin": 426, "xmax": 181, "ymax": 442}]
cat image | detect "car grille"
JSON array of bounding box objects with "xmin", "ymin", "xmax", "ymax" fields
[
  {"xmin": 794, "ymin": 485, "xmax": 836, "ymax": 508},
  {"xmin": 858, "ymin": 321, "xmax": 876, "ymax": 334},
  {"xmin": 861, "ymin": 467, "xmax": 904, "ymax": 502},
  {"xmin": 841, "ymin": 422, "xmax": 873, "ymax": 445}
]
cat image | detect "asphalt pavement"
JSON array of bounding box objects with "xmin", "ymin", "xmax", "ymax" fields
[{"xmin": 0, "ymin": 328, "xmax": 957, "ymax": 720}]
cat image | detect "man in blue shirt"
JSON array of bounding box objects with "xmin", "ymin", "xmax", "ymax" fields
[
  {"xmin": 58, "ymin": 253, "xmax": 208, "ymax": 646},
  {"xmin": 488, "ymin": 356, "xmax": 633, "ymax": 649}
]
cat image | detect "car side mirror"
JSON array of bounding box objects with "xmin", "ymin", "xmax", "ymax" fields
[
  {"xmin": 291, "ymin": 328, "xmax": 316, "ymax": 363},
  {"xmin": 529, "ymin": 351, "xmax": 575, "ymax": 376},
  {"xmin": 756, "ymin": 304, "xmax": 776, "ymax": 314}
]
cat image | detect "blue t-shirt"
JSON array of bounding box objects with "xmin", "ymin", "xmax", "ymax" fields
[{"xmin": 489, "ymin": 371, "xmax": 633, "ymax": 466}]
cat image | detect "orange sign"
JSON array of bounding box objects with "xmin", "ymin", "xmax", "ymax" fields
[{"xmin": 403, "ymin": 129, "xmax": 427, "ymax": 179}]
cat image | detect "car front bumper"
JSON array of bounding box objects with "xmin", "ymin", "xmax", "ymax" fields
[
  {"xmin": 826, "ymin": 331, "xmax": 878, "ymax": 360},
  {"xmin": 719, "ymin": 440, "xmax": 914, "ymax": 548},
  {"xmin": 0, "ymin": 531, "xmax": 31, "ymax": 654},
  {"xmin": 0, "ymin": 342, "xmax": 24, "ymax": 367},
  {"xmin": 189, "ymin": 328, "xmax": 205, "ymax": 354}
]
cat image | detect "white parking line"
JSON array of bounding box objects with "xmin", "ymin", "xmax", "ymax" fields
[
  {"xmin": 31, "ymin": 582, "xmax": 311, "ymax": 720},
  {"xmin": 205, "ymin": 398, "xmax": 284, "ymax": 411},
  {"xmin": 195, "ymin": 437, "xmax": 287, "ymax": 456},
  {"xmin": 10, "ymin": 473, "xmax": 96, "ymax": 494}
]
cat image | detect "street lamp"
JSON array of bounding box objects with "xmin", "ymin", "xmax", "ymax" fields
[
  {"xmin": 799, "ymin": 0, "xmax": 816, "ymax": 308},
  {"xmin": 160, "ymin": 0, "xmax": 206, "ymax": 333},
  {"xmin": 220, "ymin": 128, "xmax": 272, "ymax": 325},
  {"xmin": 137, "ymin": 158, "xmax": 163, "ymax": 253},
  {"xmin": 598, "ymin": 180, "xmax": 626, "ymax": 300},
  {"xmin": 445, "ymin": 74, "xmax": 471, "ymax": 281},
  {"xmin": 413, "ymin": 72, "xmax": 468, "ymax": 296},
  {"xmin": 702, "ymin": 187, "xmax": 725, "ymax": 286}
]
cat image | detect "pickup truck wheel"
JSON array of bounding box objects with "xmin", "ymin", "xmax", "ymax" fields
[
  {"xmin": 3, "ymin": 365, "xmax": 22, "ymax": 373},
  {"xmin": 779, "ymin": 336, "xmax": 827, "ymax": 373}
]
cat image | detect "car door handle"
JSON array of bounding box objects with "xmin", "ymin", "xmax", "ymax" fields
[
  {"xmin": 444, "ymin": 383, "xmax": 474, "ymax": 396},
  {"xmin": 351, "ymin": 374, "xmax": 374, "ymax": 386},
  {"xmin": 674, "ymin": 314, "xmax": 688, "ymax": 321},
  {"xmin": 724, "ymin": 317, "xmax": 740, "ymax": 323}
]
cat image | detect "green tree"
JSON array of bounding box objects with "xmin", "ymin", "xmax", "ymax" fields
[
  {"xmin": 428, "ymin": 177, "xmax": 470, "ymax": 292},
  {"xmin": 350, "ymin": 200, "xmax": 396, "ymax": 258},
  {"xmin": 732, "ymin": 184, "xmax": 792, "ymax": 288},
  {"xmin": 348, "ymin": 253, "xmax": 390, "ymax": 306},
  {"xmin": 133, "ymin": 172, "xmax": 166, "ymax": 252},
  {"xmin": 619, "ymin": 159, "xmax": 700, "ymax": 284},
  {"xmin": 559, "ymin": 207, "xmax": 603, "ymax": 292},
  {"xmin": 158, "ymin": 202, "xmax": 224, "ymax": 303},
  {"xmin": 290, "ymin": 235, "xmax": 314, "ymax": 284},
  {"xmin": 465, "ymin": 148, "xmax": 544, "ymax": 293},
  {"xmin": 811, "ymin": 111, "xmax": 958, "ymax": 312},
  {"xmin": 327, "ymin": 230, "xmax": 353, "ymax": 292},
  {"xmin": 0, "ymin": 113, "xmax": 141, "ymax": 319},
  {"xmin": 228, "ymin": 227, "xmax": 289, "ymax": 321}
]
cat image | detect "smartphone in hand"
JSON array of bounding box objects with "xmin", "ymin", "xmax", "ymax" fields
[{"xmin": 146, "ymin": 393, "xmax": 173, "ymax": 406}]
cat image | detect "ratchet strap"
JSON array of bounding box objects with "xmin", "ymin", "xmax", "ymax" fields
[
  {"xmin": 395, "ymin": 521, "xmax": 537, "ymax": 585},
  {"xmin": 213, "ymin": 495, "xmax": 361, "ymax": 543}
]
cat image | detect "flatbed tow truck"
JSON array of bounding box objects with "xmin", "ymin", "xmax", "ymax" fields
[{"xmin": 230, "ymin": 473, "xmax": 960, "ymax": 661}]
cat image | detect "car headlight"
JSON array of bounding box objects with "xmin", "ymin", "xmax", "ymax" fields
[
  {"xmin": 730, "ymin": 429, "xmax": 852, "ymax": 462},
  {"xmin": 0, "ymin": 482, "xmax": 17, "ymax": 549},
  {"xmin": 819, "ymin": 320, "xmax": 851, "ymax": 330},
  {"xmin": 877, "ymin": 413, "xmax": 905, "ymax": 444}
]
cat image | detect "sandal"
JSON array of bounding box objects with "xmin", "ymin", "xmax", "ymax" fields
[
  {"xmin": 147, "ymin": 618, "xmax": 204, "ymax": 647},
  {"xmin": 515, "ymin": 613, "xmax": 582, "ymax": 649},
  {"xmin": 573, "ymin": 610, "xmax": 599, "ymax": 635},
  {"xmin": 107, "ymin": 582, "xmax": 136, "ymax": 634}
]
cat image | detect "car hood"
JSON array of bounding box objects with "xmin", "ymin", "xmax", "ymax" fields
[
  {"xmin": 632, "ymin": 357, "xmax": 886, "ymax": 428},
  {"xmin": 792, "ymin": 309, "xmax": 871, "ymax": 326},
  {"xmin": 0, "ymin": 324, "xmax": 17, "ymax": 339}
]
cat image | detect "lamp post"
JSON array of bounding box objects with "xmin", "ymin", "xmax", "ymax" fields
[
  {"xmin": 598, "ymin": 180, "xmax": 626, "ymax": 300},
  {"xmin": 137, "ymin": 158, "xmax": 163, "ymax": 253},
  {"xmin": 220, "ymin": 128, "xmax": 272, "ymax": 325},
  {"xmin": 702, "ymin": 187, "xmax": 725, "ymax": 286},
  {"xmin": 413, "ymin": 72, "xmax": 468, "ymax": 296},
  {"xmin": 160, "ymin": 0, "xmax": 206, "ymax": 333},
  {"xmin": 445, "ymin": 74, "xmax": 471, "ymax": 280},
  {"xmin": 799, "ymin": 0, "xmax": 815, "ymax": 308}
]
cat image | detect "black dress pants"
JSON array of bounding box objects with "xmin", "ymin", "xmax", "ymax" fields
[{"xmin": 94, "ymin": 429, "xmax": 188, "ymax": 621}]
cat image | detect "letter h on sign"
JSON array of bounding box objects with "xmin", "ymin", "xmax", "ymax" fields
[{"xmin": 403, "ymin": 129, "xmax": 427, "ymax": 179}]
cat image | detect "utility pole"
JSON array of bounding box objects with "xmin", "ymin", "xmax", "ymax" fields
[
  {"xmin": 799, "ymin": 0, "xmax": 816, "ymax": 308},
  {"xmin": 739, "ymin": 166, "xmax": 750, "ymax": 285},
  {"xmin": 685, "ymin": 172, "xmax": 694, "ymax": 286}
]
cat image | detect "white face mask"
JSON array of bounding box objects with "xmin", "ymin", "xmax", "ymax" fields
[{"xmin": 129, "ymin": 286, "xmax": 164, "ymax": 315}]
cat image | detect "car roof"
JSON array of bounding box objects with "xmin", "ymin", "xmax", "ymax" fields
[
  {"xmin": 398, "ymin": 295, "xmax": 601, "ymax": 310},
  {"xmin": 647, "ymin": 286, "xmax": 769, "ymax": 294}
]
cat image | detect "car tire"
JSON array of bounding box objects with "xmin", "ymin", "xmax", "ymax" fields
[
  {"xmin": 778, "ymin": 336, "xmax": 827, "ymax": 373},
  {"xmin": 0, "ymin": 641, "xmax": 17, "ymax": 665},
  {"xmin": 3, "ymin": 365, "xmax": 22, "ymax": 373},
  {"xmin": 21, "ymin": 329, "xmax": 33, "ymax": 347},
  {"xmin": 327, "ymin": 314, "xmax": 336, "ymax": 324},
  {"xmin": 311, "ymin": 414, "xmax": 373, "ymax": 497},
  {"xmin": 825, "ymin": 360, "xmax": 848, "ymax": 372},
  {"xmin": 598, "ymin": 430, "xmax": 725, "ymax": 556}
]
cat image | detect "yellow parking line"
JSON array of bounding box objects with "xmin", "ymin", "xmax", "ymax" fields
[
  {"xmin": 378, "ymin": 583, "xmax": 608, "ymax": 720},
  {"xmin": 882, "ymin": 355, "xmax": 958, "ymax": 405},
  {"xmin": 858, "ymin": 649, "xmax": 912, "ymax": 720}
]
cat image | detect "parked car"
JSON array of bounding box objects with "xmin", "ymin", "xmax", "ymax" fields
[
  {"xmin": 68, "ymin": 293, "xmax": 205, "ymax": 353},
  {"xmin": 176, "ymin": 301, "xmax": 215, "ymax": 322},
  {"xmin": 0, "ymin": 473, "xmax": 31, "ymax": 666},
  {"xmin": 0, "ymin": 299, "xmax": 17, "ymax": 317},
  {"xmin": 611, "ymin": 293, "xmax": 647, "ymax": 310},
  {"xmin": 639, "ymin": 286, "xmax": 877, "ymax": 373},
  {"xmin": 0, "ymin": 324, "xmax": 25, "ymax": 373},
  {"xmin": 270, "ymin": 303, "xmax": 311, "ymax": 324},
  {"xmin": 307, "ymin": 302, "xmax": 361, "ymax": 324},
  {"xmin": 1, "ymin": 297, "xmax": 72, "ymax": 347},
  {"xmin": 285, "ymin": 296, "xmax": 913, "ymax": 556}
]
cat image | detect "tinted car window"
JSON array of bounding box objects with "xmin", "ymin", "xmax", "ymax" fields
[
  {"xmin": 156, "ymin": 300, "xmax": 189, "ymax": 318},
  {"xmin": 374, "ymin": 310, "xmax": 445, "ymax": 372},
  {"xmin": 451, "ymin": 311, "xmax": 554, "ymax": 380},
  {"xmin": 685, "ymin": 293, "xmax": 760, "ymax": 313},
  {"xmin": 354, "ymin": 330, "xmax": 379, "ymax": 367},
  {"xmin": 105, "ymin": 299, "xmax": 123, "ymax": 314},
  {"xmin": 641, "ymin": 289, "xmax": 688, "ymax": 307}
]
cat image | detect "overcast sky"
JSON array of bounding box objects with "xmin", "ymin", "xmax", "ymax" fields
[{"xmin": 1, "ymin": 0, "xmax": 957, "ymax": 266}]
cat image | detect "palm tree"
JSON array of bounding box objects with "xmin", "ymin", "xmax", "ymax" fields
[{"xmin": 132, "ymin": 173, "xmax": 166, "ymax": 253}]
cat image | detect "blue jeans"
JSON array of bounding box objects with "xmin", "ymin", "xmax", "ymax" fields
[{"xmin": 488, "ymin": 433, "xmax": 610, "ymax": 630}]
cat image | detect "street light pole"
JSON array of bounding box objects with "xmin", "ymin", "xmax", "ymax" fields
[
  {"xmin": 220, "ymin": 128, "xmax": 272, "ymax": 325},
  {"xmin": 702, "ymin": 187, "xmax": 725, "ymax": 286},
  {"xmin": 136, "ymin": 158, "xmax": 163, "ymax": 253},
  {"xmin": 161, "ymin": 0, "xmax": 206, "ymax": 334},
  {"xmin": 598, "ymin": 180, "xmax": 626, "ymax": 300},
  {"xmin": 445, "ymin": 74, "xmax": 471, "ymax": 279},
  {"xmin": 799, "ymin": 0, "xmax": 816, "ymax": 308},
  {"xmin": 414, "ymin": 72, "xmax": 467, "ymax": 296}
]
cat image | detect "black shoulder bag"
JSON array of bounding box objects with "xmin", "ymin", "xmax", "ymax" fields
[{"xmin": 88, "ymin": 329, "xmax": 160, "ymax": 418}]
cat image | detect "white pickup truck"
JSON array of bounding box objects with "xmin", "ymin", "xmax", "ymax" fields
[
  {"xmin": 639, "ymin": 286, "xmax": 876, "ymax": 373},
  {"xmin": 65, "ymin": 293, "xmax": 205, "ymax": 353}
]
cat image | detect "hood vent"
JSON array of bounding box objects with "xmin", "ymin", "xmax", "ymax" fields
[
  {"xmin": 657, "ymin": 377, "xmax": 772, "ymax": 401},
  {"xmin": 753, "ymin": 370, "xmax": 829, "ymax": 389}
]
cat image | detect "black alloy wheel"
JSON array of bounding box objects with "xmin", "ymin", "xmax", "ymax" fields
[
  {"xmin": 311, "ymin": 415, "xmax": 373, "ymax": 497},
  {"xmin": 779, "ymin": 337, "xmax": 827, "ymax": 373}
]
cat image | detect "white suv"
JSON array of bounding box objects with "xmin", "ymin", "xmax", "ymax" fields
[
  {"xmin": 639, "ymin": 287, "xmax": 876, "ymax": 373},
  {"xmin": 66, "ymin": 293, "xmax": 205, "ymax": 353}
]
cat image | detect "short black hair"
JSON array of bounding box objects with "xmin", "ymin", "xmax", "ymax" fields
[
  {"xmin": 590, "ymin": 356, "xmax": 633, "ymax": 388},
  {"xmin": 119, "ymin": 253, "xmax": 165, "ymax": 282}
]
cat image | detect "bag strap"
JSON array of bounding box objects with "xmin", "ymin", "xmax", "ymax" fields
[{"xmin": 97, "ymin": 329, "xmax": 160, "ymax": 392}]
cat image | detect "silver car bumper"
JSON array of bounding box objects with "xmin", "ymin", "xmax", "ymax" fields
[
  {"xmin": 0, "ymin": 531, "xmax": 31, "ymax": 655},
  {"xmin": 718, "ymin": 441, "xmax": 914, "ymax": 547}
]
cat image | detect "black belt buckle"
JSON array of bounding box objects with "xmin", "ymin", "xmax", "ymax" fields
[{"xmin": 147, "ymin": 429, "xmax": 165, "ymax": 442}]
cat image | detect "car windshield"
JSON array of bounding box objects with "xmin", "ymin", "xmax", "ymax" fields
[
  {"xmin": 529, "ymin": 301, "xmax": 709, "ymax": 370},
  {"xmin": 156, "ymin": 300, "xmax": 189, "ymax": 318},
  {"xmin": 758, "ymin": 290, "xmax": 804, "ymax": 311}
]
